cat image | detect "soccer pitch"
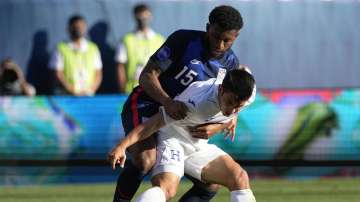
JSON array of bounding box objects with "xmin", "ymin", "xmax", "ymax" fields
[{"xmin": 0, "ymin": 178, "xmax": 359, "ymax": 202}]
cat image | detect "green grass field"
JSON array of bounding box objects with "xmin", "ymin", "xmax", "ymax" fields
[{"xmin": 0, "ymin": 178, "xmax": 359, "ymax": 202}]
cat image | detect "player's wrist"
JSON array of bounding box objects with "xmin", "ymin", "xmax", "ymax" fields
[
  {"xmin": 117, "ymin": 140, "xmax": 128, "ymax": 149},
  {"xmin": 162, "ymin": 97, "xmax": 173, "ymax": 107}
]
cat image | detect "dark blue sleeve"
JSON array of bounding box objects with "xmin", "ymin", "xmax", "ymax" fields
[{"xmin": 149, "ymin": 30, "xmax": 189, "ymax": 72}]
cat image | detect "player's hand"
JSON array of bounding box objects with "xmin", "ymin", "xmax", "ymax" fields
[
  {"xmin": 189, "ymin": 122, "xmax": 228, "ymax": 139},
  {"xmin": 223, "ymin": 116, "xmax": 237, "ymax": 142},
  {"xmin": 108, "ymin": 145, "xmax": 127, "ymax": 170},
  {"xmin": 164, "ymin": 99, "xmax": 189, "ymax": 120}
]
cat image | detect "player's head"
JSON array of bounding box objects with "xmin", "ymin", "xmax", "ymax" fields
[
  {"xmin": 133, "ymin": 3, "xmax": 152, "ymax": 29},
  {"xmin": 219, "ymin": 68, "xmax": 255, "ymax": 116},
  {"xmin": 206, "ymin": 5, "xmax": 243, "ymax": 58},
  {"xmin": 68, "ymin": 15, "xmax": 87, "ymax": 40}
]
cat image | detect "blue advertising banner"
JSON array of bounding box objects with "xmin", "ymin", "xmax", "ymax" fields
[{"xmin": 1, "ymin": 90, "xmax": 360, "ymax": 184}]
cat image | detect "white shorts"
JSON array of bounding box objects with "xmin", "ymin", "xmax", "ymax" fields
[{"xmin": 151, "ymin": 134, "xmax": 227, "ymax": 181}]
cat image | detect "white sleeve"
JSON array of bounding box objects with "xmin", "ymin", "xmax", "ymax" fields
[
  {"xmin": 159, "ymin": 102, "xmax": 194, "ymax": 126},
  {"xmin": 159, "ymin": 106, "xmax": 176, "ymax": 125},
  {"xmin": 94, "ymin": 47, "xmax": 103, "ymax": 70},
  {"xmin": 114, "ymin": 42, "xmax": 127, "ymax": 64},
  {"xmin": 49, "ymin": 49, "xmax": 63, "ymax": 70}
]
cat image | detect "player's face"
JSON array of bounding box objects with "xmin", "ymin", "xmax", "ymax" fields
[
  {"xmin": 219, "ymin": 86, "xmax": 246, "ymax": 116},
  {"xmin": 206, "ymin": 23, "xmax": 239, "ymax": 58}
]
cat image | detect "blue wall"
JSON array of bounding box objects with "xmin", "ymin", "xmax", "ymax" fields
[{"xmin": 1, "ymin": 0, "xmax": 360, "ymax": 93}]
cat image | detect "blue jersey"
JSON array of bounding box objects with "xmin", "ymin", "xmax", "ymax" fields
[
  {"xmin": 136, "ymin": 29, "xmax": 239, "ymax": 101},
  {"xmin": 122, "ymin": 30, "xmax": 239, "ymax": 132}
]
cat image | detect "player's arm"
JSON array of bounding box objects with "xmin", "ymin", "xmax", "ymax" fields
[
  {"xmin": 189, "ymin": 119, "xmax": 235, "ymax": 140},
  {"xmin": 108, "ymin": 112, "xmax": 165, "ymax": 170},
  {"xmin": 139, "ymin": 59, "xmax": 188, "ymax": 120},
  {"xmin": 139, "ymin": 30, "xmax": 189, "ymax": 120},
  {"xmin": 139, "ymin": 59, "xmax": 170, "ymax": 105}
]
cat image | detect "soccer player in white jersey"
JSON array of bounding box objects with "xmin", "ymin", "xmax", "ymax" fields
[{"xmin": 109, "ymin": 68, "xmax": 256, "ymax": 202}]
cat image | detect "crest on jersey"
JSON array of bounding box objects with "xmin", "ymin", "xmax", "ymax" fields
[
  {"xmin": 157, "ymin": 46, "xmax": 171, "ymax": 61},
  {"xmin": 188, "ymin": 99, "xmax": 196, "ymax": 107},
  {"xmin": 190, "ymin": 59, "xmax": 201, "ymax": 65}
]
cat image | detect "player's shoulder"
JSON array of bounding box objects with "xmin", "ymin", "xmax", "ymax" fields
[
  {"xmin": 184, "ymin": 78, "xmax": 216, "ymax": 95},
  {"xmin": 190, "ymin": 78, "xmax": 216, "ymax": 88},
  {"xmin": 175, "ymin": 78, "xmax": 216, "ymax": 104},
  {"xmin": 169, "ymin": 29, "xmax": 205, "ymax": 41}
]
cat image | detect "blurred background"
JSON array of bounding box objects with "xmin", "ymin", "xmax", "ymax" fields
[{"xmin": 0, "ymin": 0, "xmax": 360, "ymax": 201}]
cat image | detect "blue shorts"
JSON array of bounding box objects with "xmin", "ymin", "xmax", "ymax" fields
[{"xmin": 121, "ymin": 87, "xmax": 160, "ymax": 135}]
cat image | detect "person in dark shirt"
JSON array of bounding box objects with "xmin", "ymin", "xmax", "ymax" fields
[
  {"xmin": 113, "ymin": 5, "xmax": 245, "ymax": 202},
  {"xmin": 0, "ymin": 58, "xmax": 35, "ymax": 96}
]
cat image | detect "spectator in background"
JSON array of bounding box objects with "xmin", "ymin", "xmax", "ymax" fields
[
  {"xmin": 0, "ymin": 58, "xmax": 36, "ymax": 96},
  {"xmin": 115, "ymin": 4, "xmax": 164, "ymax": 93},
  {"xmin": 50, "ymin": 15, "xmax": 102, "ymax": 96}
]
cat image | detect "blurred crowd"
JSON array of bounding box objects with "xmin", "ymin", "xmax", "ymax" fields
[{"xmin": 0, "ymin": 3, "xmax": 163, "ymax": 96}]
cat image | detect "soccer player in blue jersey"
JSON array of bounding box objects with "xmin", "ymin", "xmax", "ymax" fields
[
  {"xmin": 113, "ymin": 5, "xmax": 245, "ymax": 202},
  {"xmin": 109, "ymin": 69, "xmax": 256, "ymax": 202}
]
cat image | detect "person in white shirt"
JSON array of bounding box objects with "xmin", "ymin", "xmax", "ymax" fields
[
  {"xmin": 114, "ymin": 4, "xmax": 164, "ymax": 93},
  {"xmin": 49, "ymin": 15, "xmax": 102, "ymax": 96},
  {"xmin": 109, "ymin": 68, "xmax": 256, "ymax": 202}
]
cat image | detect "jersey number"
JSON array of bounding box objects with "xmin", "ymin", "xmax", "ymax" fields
[{"xmin": 174, "ymin": 66, "xmax": 198, "ymax": 86}]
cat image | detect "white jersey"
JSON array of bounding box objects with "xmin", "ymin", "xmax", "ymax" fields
[{"xmin": 159, "ymin": 78, "xmax": 256, "ymax": 148}]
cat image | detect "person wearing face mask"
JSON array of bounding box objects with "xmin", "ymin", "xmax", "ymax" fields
[
  {"xmin": 115, "ymin": 4, "xmax": 164, "ymax": 94},
  {"xmin": 50, "ymin": 15, "xmax": 103, "ymax": 96}
]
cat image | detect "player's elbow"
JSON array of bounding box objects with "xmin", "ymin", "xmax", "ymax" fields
[{"xmin": 138, "ymin": 71, "xmax": 147, "ymax": 87}]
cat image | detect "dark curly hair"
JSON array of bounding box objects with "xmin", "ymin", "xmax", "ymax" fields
[{"xmin": 209, "ymin": 5, "xmax": 243, "ymax": 31}]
